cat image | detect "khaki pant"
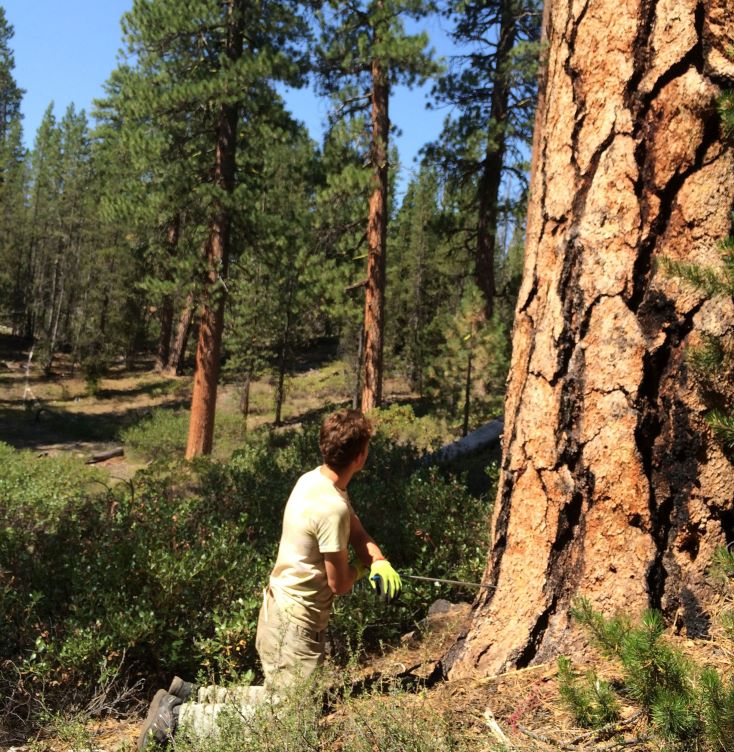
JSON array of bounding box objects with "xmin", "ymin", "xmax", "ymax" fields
[
  {"xmin": 255, "ymin": 588, "xmax": 326, "ymax": 688},
  {"xmin": 177, "ymin": 589, "xmax": 325, "ymax": 739}
]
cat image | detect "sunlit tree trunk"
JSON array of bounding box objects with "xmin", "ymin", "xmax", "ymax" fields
[
  {"xmin": 446, "ymin": 0, "xmax": 734, "ymax": 679},
  {"xmin": 185, "ymin": 0, "xmax": 242, "ymax": 458},
  {"xmin": 361, "ymin": 52, "xmax": 389, "ymax": 411}
]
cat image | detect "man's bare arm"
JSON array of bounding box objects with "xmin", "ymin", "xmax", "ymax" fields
[
  {"xmin": 349, "ymin": 512, "xmax": 386, "ymax": 566},
  {"xmin": 323, "ymin": 549, "xmax": 361, "ymax": 595}
]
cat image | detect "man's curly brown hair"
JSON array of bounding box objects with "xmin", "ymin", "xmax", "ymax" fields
[{"xmin": 319, "ymin": 409, "xmax": 372, "ymax": 472}]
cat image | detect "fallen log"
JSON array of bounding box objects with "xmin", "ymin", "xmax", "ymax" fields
[
  {"xmin": 421, "ymin": 419, "xmax": 504, "ymax": 467},
  {"xmin": 86, "ymin": 447, "xmax": 124, "ymax": 464}
]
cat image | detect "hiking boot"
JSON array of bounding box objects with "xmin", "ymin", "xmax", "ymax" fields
[
  {"xmin": 168, "ymin": 675, "xmax": 197, "ymax": 702},
  {"xmin": 137, "ymin": 689, "xmax": 182, "ymax": 751}
]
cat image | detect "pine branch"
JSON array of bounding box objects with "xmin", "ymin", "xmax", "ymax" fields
[{"xmin": 705, "ymin": 410, "xmax": 734, "ymax": 450}]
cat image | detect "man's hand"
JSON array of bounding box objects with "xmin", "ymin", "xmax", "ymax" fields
[{"xmin": 369, "ymin": 560, "xmax": 402, "ymax": 604}]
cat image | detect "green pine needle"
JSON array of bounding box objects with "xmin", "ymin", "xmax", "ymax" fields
[
  {"xmin": 705, "ymin": 410, "xmax": 734, "ymax": 450},
  {"xmin": 557, "ymin": 656, "xmax": 620, "ymax": 729},
  {"xmin": 687, "ymin": 335, "xmax": 726, "ymax": 376}
]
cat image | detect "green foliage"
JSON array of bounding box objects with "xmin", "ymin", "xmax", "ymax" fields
[
  {"xmin": 176, "ymin": 671, "xmax": 467, "ymax": 752},
  {"xmin": 0, "ymin": 423, "xmax": 494, "ymax": 728},
  {"xmin": 370, "ymin": 402, "xmax": 449, "ymax": 451},
  {"xmin": 425, "ymin": 283, "xmax": 510, "ymax": 429},
  {"xmin": 121, "ymin": 408, "xmax": 190, "ymax": 457},
  {"xmin": 557, "ymin": 655, "xmax": 620, "ymax": 728},
  {"xmin": 700, "ymin": 667, "xmax": 734, "ymax": 750},
  {"xmin": 705, "ymin": 410, "xmax": 734, "ymax": 451},
  {"xmin": 569, "ymin": 599, "xmax": 734, "ymax": 748},
  {"xmin": 687, "ymin": 334, "xmax": 726, "ymax": 376},
  {"xmin": 570, "ymin": 598, "xmax": 630, "ymax": 657}
]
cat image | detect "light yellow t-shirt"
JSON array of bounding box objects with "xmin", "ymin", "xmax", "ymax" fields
[{"xmin": 269, "ymin": 467, "xmax": 353, "ymax": 631}]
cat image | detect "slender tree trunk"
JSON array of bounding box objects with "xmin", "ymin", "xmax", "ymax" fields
[
  {"xmin": 44, "ymin": 270, "xmax": 65, "ymax": 374},
  {"xmin": 445, "ymin": 0, "xmax": 734, "ymax": 679},
  {"xmin": 361, "ymin": 49, "xmax": 389, "ymax": 411},
  {"xmin": 462, "ymin": 347, "xmax": 473, "ymax": 438},
  {"xmin": 274, "ymin": 349, "xmax": 287, "ymax": 427},
  {"xmin": 353, "ymin": 323, "xmax": 365, "ymax": 410},
  {"xmin": 475, "ymin": 0, "xmax": 516, "ymax": 321},
  {"xmin": 185, "ymin": 0, "xmax": 242, "ymax": 458},
  {"xmin": 274, "ymin": 303, "xmax": 294, "ymax": 428},
  {"xmin": 155, "ymin": 216, "xmax": 181, "ymax": 372},
  {"xmin": 166, "ymin": 291, "xmax": 195, "ymax": 377},
  {"xmin": 239, "ymin": 372, "xmax": 252, "ymax": 433}
]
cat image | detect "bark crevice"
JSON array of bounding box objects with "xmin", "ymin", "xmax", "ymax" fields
[{"xmin": 515, "ymin": 595, "xmax": 559, "ymax": 669}]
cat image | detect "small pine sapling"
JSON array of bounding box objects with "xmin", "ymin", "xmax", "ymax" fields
[{"xmin": 557, "ymin": 656, "xmax": 620, "ymax": 728}]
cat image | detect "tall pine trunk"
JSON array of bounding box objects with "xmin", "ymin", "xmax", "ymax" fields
[
  {"xmin": 446, "ymin": 0, "xmax": 734, "ymax": 678},
  {"xmin": 475, "ymin": 0, "xmax": 516, "ymax": 321},
  {"xmin": 155, "ymin": 216, "xmax": 180, "ymax": 372},
  {"xmin": 185, "ymin": 0, "xmax": 242, "ymax": 459},
  {"xmin": 361, "ymin": 53, "xmax": 389, "ymax": 411}
]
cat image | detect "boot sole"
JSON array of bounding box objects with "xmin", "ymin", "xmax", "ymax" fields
[{"xmin": 137, "ymin": 688, "xmax": 167, "ymax": 751}]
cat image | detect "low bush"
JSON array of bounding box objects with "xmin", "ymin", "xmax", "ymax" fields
[
  {"xmin": 174, "ymin": 670, "xmax": 468, "ymax": 752},
  {"xmin": 0, "ymin": 421, "xmax": 495, "ymax": 734}
]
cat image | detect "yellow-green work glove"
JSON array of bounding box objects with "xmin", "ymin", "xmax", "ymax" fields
[{"xmin": 370, "ymin": 559, "xmax": 402, "ymax": 604}]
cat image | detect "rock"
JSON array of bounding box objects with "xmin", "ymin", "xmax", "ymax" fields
[
  {"xmin": 427, "ymin": 599, "xmax": 459, "ymax": 617},
  {"xmin": 419, "ymin": 600, "xmax": 472, "ymax": 632},
  {"xmin": 400, "ymin": 630, "xmax": 420, "ymax": 646}
]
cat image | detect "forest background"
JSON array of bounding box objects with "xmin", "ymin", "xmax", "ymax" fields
[
  {"xmin": 0, "ymin": 0, "xmax": 541, "ymax": 742},
  {"xmin": 3, "ymin": 1, "xmax": 734, "ymax": 750}
]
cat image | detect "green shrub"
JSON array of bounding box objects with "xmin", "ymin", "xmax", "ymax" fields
[
  {"xmin": 570, "ymin": 599, "xmax": 725, "ymax": 747},
  {"xmin": 0, "ymin": 423, "xmax": 495, "ymax": 730},
  {"xmin": 175, "ymin": 672, "xmax": 467, "ymax": 752}
]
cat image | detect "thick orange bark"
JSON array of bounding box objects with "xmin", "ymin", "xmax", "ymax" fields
[
  {"xmin": 361, "ymin": 56, "xmax": 389, "ymax": 412},
  {"xmin": 185, "ymin": 1, "xmax": 241, "ymax": 459},
  {"xmin": 446, "ymin": 0, "xmax": 734, "ymax": 678}
]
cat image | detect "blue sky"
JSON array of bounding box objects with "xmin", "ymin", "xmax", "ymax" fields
[{"xmin": 4, "ymin": 1, "xmax": 461, "ymax": 195}]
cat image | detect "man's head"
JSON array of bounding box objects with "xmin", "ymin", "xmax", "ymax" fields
[{"xmin": 319, "ymin": 409, "xmax": 372, "ymax": 473}]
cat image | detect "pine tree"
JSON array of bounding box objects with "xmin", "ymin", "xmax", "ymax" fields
[
  {"xmin": 225, "ymin": 112, "xmax": 331, "ymax": 427},
  {"xmin": 0, "ymin": 7, "xmax": 22, "ymax": 146},
  {"xmin": 428, "ymin": 0, "xmax": 540, "ymax": 319},
  {"xmin": 316, "ymin": 0, "xmax": 438, "ymax": 410},
  {"xmin": 117, "ymin": 0, "xmax": 313, "ymax": 457},
  {"xmin": 0, "ymin": 8, "xmax": 27, "ymax": 331}
]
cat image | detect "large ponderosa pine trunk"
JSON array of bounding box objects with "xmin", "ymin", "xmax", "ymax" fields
[
  {"xmin": 185, "ymin": 0, "xmax": 242, "ymax": 458},
  {"xmin": 446, "ymin": 0, "xmax": 734, "ymax": 678},
  {"xmin": 361, "ymin": 55, "xmax": 389, "ymax": 412}
]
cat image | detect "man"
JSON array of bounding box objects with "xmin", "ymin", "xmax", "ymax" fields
[{"xmin": 138, "ymin": 408, "xmax": 401, "ymax": 748}]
